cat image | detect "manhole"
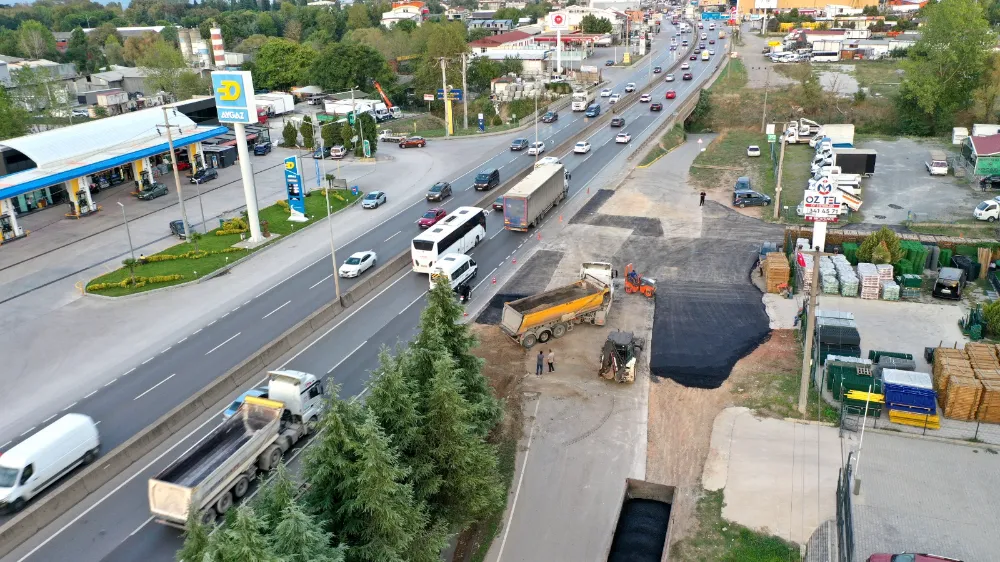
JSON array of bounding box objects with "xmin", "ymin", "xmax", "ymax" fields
[
  {"xmin": 874, "ymin": 215, "xmax": 887, "ymax": 219},
  {"xmin": 888, "ymin": 204, "xmax": 903, "ymax": 209}
]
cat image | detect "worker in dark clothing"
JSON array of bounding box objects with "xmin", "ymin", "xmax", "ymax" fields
[
  {"xmin": 459, "ymin": 283, "xmax": 471, "ymax": 303},
  {"xmin": 536, "ymin": 351, "xmax": 544, "ymax": 376},
  {"xmin": 699, "ymin": 191, "xmax": 706, "ymax": 206}
]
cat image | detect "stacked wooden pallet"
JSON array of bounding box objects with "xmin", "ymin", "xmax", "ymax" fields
[
  {"xmin": 876, "ymin": 263, "xmax": 894, "ymax": 282},
  {"xmin": 966, "ymin": 343, "xmax": 1000, "ymax": 370},
  {"xmin": 940, "ymin": 375, "xmax": 982, "ymax": 421},
  {"xmin": 857, "ymin": 263, "xmax": 881, "ymax": 300},
  {"xmin": 933, "ymin": 347, "xmax": 974, "ymax": 395},
  {"xmin": 978, "ymin": 381, "xmax": 1000, "ymax": 423},
  {"xmin": 763, "ymin": 253, "xmax": 790, "ymax": 294}
]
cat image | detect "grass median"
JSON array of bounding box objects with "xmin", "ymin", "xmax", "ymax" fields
[
  {"xmin": 639, "ymin": 124, "xmax": 687, "ymax": 167},
  {"xmin": 87, "ymin": 189, "xmax": 360, "ymax": 297}
]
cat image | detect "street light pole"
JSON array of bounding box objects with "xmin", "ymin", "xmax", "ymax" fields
[
  {"xmin": 534, "ymin": 93, "xmax": 539, "ymax": 165},
  {"xmin": 118, "ymin": 201, "xmax": 136, "ymax": 285},
  {"xmin": 316, "ymin": 122, "xmax": 341, "ymax": 302},
  {"xmin": 161, "ymin": 107, "xmax": 192, "ymax": 242}
]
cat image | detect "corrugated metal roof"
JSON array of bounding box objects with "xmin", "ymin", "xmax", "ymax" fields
[{"xmin": 970, "ymin": 134, "xmax": 1000, "ymax": 157}]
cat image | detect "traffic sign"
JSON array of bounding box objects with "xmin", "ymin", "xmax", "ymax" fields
[
  {"xmin": 436, "ymin": 89, "xmax": 463, "ymax": 101},
  {"xmin": 767, "ymin": 134, "xmax": 777, "ymax": 143},
  {"xmin": 423, "ymin": 93, "xmax": 434, "ymax": 102}
]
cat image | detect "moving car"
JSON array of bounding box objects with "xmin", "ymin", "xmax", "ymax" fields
[
  {"xmin": 699, "ymin": 43, "xmax": 705, "ymax": 50},
  {"xmin": 253, "ymin": 141, "xmax": 272, "ymax": 155},
  {"xmin": 574, "ymin": 141, "xmax": 592, "ymax": 154},
  {"xmin": 0, "ymin": 414, "xmax": 100, "ymax": 513},
  {"xmin": 615, "ymin": 132, "xmax": 632, "ymax": 144},
  {"xmin": 536, "ymin": 156, "xmax": 561, "ymax": 166},
  {"xmin": 867, "ymin": 554, "xmax": 963, "ymax": 562},
  {"xmin": 399, "ymin": 136, "xmax": 427, "ymax": 148},
  {"xmin": 474, "ymin": 168, "xmax": 500, "ymax": 190},
  {"xmin": 339, "ymin": 250, "xmax": 377, "ymax": 278},
  {"xmin": 624, "ymin": 82, "xmax": 636, "ymax": 93},
  {"xmin": 169, "ymin": 219, "xmax": 189, "ymax": 239},
  {"xmin": 733, "ymin": 190, "xmax": 771, "ymax": 208},
  {"xmin": 541, "ymin": 111, "xmax": 559, "ymax": 123},
  {"xmin": 974, "ymin": 199, "xmax": 1000, "ymax": 221},
  {"xmin": 681, "ymin": 62, "xmax": 690, "ymax": 70},
  {"xmin": 190, "ymin": 168, "xmax": 218, "ymax": 184},
  {"xmin": 418, "ymin": 207, "xmax": 447, "ymax": 228},
  {"xmin": 639, "ymin": 93, "xmax": 652, "ymax": 103},
  {"xmin": 430, "ymin": 253, "xmax": 478, "ymax": 292},
  {"xmin": 683, "ymin": 72, "xmax": 693, "ymax": 80},
  {"xmin": 653, "ymin": 66, "xmax": 662, "ymax": 73},
  {"xmin": 709, "ymin": 39, "xmax": 716, "ymax": 44},
  {"xmin": 670, "ymin": 45, "xmax": 677, "ymax": 51},
  {"xmin": 610, "ymin": 117, "xmax": 626, "ymax": 127},
  {"xmin": 585, "ymin": 104, "xmax": 601, "ymax": 118},
  {"xmin": 329, "ymin": 145, "xmax": 347, "ymax": 159},
  {"xmin": 223, "ymin": 388, "xmax": 268, "ymax": 419},
  {"xmin": 665, "ymin": 73, "xmax": 675, "ymax": 82},
  {"xmin": 650, "ymin": 102, "xmax": 663, "ymax": 111},
  {"xmin": 665, "ymin": 90, "xmax": 676, "ymax": 99},
  {"xmin": 426, "ymin": 181, "xmax": 452, "ymax": 201},
  {"xmin": 600, "ymin": 88, "xmax": 613, "ymax": 97},
  {"xmin": 609, "ymin": 93, "xmax": 621, "ymax": 104},
  {"xmin": 747, "ymin": 145, "xmax": 761, "ymax": 157},
  {"xmin": 527, "ymin": 141, "xmax": 545, "ymax": 155},
  {"xmin": 605, "ymin": 59, "xmax": 615, "ymax": 66},
  {"xmin": 493, "ymin": 195, "xmax": 504, "ymax": 210},
  {"xmin": 709, "ymin": 49, "xmax": 715, "ymax": 55},
  {"xmin": 138, "ymin": 182, "xmax": 169, "ymax": 200},
  {"xmin": 362, "ymin": 190, "xmax": 386, "ymax": 209},
  {"xmin": 510, "ymin": 138, "xmax": 530, "ymax": 151}
]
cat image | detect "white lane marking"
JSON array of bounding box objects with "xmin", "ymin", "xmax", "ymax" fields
[
  {"xmin": 19, "ymin": 426, "xmax": 36, "ymax": 437},
  {"xmin": 221, "ymin": 312, "xmax": 230, "ymax": 319},
  {"xmin": 61, "ymin": 401, "xmax": 77, "ymax": 412},
  {"xmin": 193, "ymin": 328, "xmax": 203, "ymax": 335},
  {"xmin": 262, "ymin": 300, "xmax": 292, "ymax": 320},
  {"xmin": 328, "ymin": 340, "xmax": 368, "ymax": 374},
  {"xmin": 243, "ymin": 300, "xmax": 251, "ymax": 306},
  {"xmin": 205, "ymin": 332, "xmax": 241, "ymax": 355},
  {"xmin": 499, "ymin": 165, "xmax": 505, "ymax": 170},
  {"xmin": 128, "ymin": 517, "xmax": 153, "ymax": 537},
  {"xmin": 402, "ymin": 292, "xmax": 427, "ymax": 313},
  {"xmin": 123, "ymin": 368, "xmax": 136, "ymax": 377},
  {"xmin": 496, "ymin": 398, "xmax": 541, "ymax": 560},
  {"xmin": 508, "ymin": 157, "xmax": 517, "ymax": 163},
  {"xmin": 0, "ymin": 440, "xmax": 10, "ymax": 450},
  {"xmin": 95, "ymin": 421, "xmax": 101, "ymax": 426},
  {"xmin": 384, "ymin": 230, "xmax": 401, "ymax": 242},
  {"xmin": 161, "ymin": 346, "xmax": 172, "ymax": 354},
  {"xmin": 133, "ymin": 374, "xmax": 176, "ymax": 401},
  {"xmin": 84, "ymin": 390, "xmax": 98, "ymax": 399},
  {"xmin": 103, "ymin": 378, "xmax": 117, "ymax": 388},
  {"xmin": 207, "ymin": 320, "xmax": 216, "ymax": 327},
  {"xmin": 42, "ymin": 414, "xmax": 57, "ymax": 424},
  {"xmin": 177, "ymin": 337, "xmax": 187, "ymax": 344},
  {"xmin": 490, "ymin": 228, "xmax": 504, "ymax": 240},
  {"xmin": 309, "ymin": 274, "xmax": 333, "ymax": 290},
  {"xmin": 141, "ymin": 357, "xmax": 153, "ymax": 365}
]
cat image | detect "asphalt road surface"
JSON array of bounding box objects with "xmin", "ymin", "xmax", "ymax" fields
[{"xmin": 3, "ymin": 29, "xmax": 728, "ymax": 562}]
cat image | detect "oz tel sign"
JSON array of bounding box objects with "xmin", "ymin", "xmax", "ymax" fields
[{"xmin": 211, "ymin": 71, "xmax": 256, "ymax": 124}]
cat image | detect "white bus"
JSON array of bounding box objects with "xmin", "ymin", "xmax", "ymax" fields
[
  {"xmin": 811, "ymin": 51, "xmax": 840, "ymax": 62},
  {"xmin": 411, "ymin": 206, "xmax": 487, "ymax": 273}
]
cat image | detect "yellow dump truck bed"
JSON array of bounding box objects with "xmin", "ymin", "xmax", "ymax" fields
[{"xmin": 500, "ymin": 278, "xmax": 610, "ymax": 338}]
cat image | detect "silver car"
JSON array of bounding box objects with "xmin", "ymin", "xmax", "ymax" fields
[{"xmin": 362, "ymin": 191, "xmax": 386, "ymax": 209}]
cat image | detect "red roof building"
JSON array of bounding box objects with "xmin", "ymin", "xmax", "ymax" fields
[{"xmin": 468, "ymin": 30, "xmax": 535, "ymax": 50}]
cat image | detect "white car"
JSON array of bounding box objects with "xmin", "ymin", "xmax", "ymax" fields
[
  {"xmin": 535, "ymin": 156, "xmax": 561, "ymax": 166},
  {"xmin": 665, "ymin": 73, "xmax": 675, "ymax": 82},
  {"xmin": 615, "ymin": 132, "xmax": 632, "ymax": 144},
  {"xmin": 609, "ymin": 93, "xmax": 621, "ymax": 104},
  {"xmin": 639, "ymin": 93, "xmax": 652, "ymax": 103},
  {"xmin": 625, "ymin": 82, "xmax": 636, "ymax": 93},
  {"xmin": 600, "ymin": 88, "xmax": 613, "ymax": 97},
  {"xmin": 701, "ymin": 33, "xmax": 707, "ymax": 40},
  {"xmin": 709, "ymin": 49, "xmax": 716, "ymax": 55},
  {"xmin": 681, "ymin": 62, "xmax": 690, "ymax": 70},
  {"xmin": 574, "ymin": 141, "xmax": 592, "ymax": 154},
  {"xmin": 362, "ymin": 191, "xmax": 386, "ymax": 209},
  {"xmin": 747, "ymin": 145, "xmax": 761, "ymax": 157},
  {"xmin": 527, "ymin": 141, "xmax": 545, "ymax": 155},
  {"xmin": 339, "ymin": 250, "xmax": 377, "ymax": 278}
]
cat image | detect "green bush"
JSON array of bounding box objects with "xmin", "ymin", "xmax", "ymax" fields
[
  {"xmin": 857, "ymin": 226, "xmax": 904, "ymax": 264},
  {"xmin": 984, "ymin": 300, "xmax": 1000, "ymax": 338},
  {"xmin": 88, "ymin": 273, "xmax": 185, "ymax": 292}
]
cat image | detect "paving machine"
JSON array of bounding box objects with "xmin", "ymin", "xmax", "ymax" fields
[
  {"xmin": 624, "ymin": 263, "xmax": 656, "ymax": 298},
  {"xmin": 599, "ymin": 331, "xmax": 644, "ymax": 383}
]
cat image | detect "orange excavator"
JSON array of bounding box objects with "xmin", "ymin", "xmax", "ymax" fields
[
  {"xmin": 624, "ymin": 263, "xmax": 656, "ymax": 298},
  {"xmin": 373, "ymin": 81, "xmax": 394, "ymax": 110}
]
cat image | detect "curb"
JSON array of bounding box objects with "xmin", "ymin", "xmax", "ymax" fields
[{"xmin": 636, "ymin": 135, "xmax": 686, "ymax": 169}]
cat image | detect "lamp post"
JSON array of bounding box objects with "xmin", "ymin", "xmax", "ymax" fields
[
  {"xmin": 118, "ymin": 201, "xmax": 136, "ymax": 285},
  {"xmin": 316, "ymin": 121, "xmax": 342, "ymax": 302}
]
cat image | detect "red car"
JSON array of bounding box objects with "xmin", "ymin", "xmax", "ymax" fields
[
  {"xmin": 650, "ymin": 103, "xmax": 663, "ymax": 111},
  {"xmin": 682, "ymin": 73, "xmax": 693, "ymax": 80},
  {"xmin": 399, "ymin": 136, "xmax": 427, "ymax": 148},
  {"xmin": 689, "ymin": 55, "xmax": 697, "ymax": 60},
  {"xmin": 665, "ymin": 90, "xmax": 676, "ymax": 99},
  {"xmin": 418, "ymin": 207, "xmax": 447, "ymax": 228},
  {"xmin": 867, "ymin": 554, "xmax": 962, "ymax": 562},
  {"xmin": 175, "ymin": 160, "xmax": 191, "ymax": 171}
]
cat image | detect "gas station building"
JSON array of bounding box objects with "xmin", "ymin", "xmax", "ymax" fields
[{"xmin": 0, "ymin": 100, "xmax": 229, "ymax": 243}]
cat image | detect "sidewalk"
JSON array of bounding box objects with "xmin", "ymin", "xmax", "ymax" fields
[{"xmin": 0, "ymin": 131, "xmax": 517, "ymax": 442}]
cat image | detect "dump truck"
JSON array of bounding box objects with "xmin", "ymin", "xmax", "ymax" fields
[
  {"xmin": 500, "ymin": 262, "xmax": 613, "ymax": 348},
  {"xmin": 503, "ymin": 162, "xmax": 569, "ymax": 232},
  {"xmin": 148, "ymin": 370, "xmax": 324, "ymax": 528},
  {"xmin": 572, "ymin": 90, "xmax": 595, "ymax": 111},
  {"xmin": 604, "ymin": 478, "xmax": 676, "ymax": 562}
]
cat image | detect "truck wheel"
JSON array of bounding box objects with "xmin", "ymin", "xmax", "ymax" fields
[
  {"xmin": 215, "ymin": 492, "xmax": 233, "ymax": 515},
  {"xmin": 201, "ymin": 508, "xmax": 217, "ymax": 525},
  {"xmin": 259, "ymin": 444, "xmax": 283, "ymax": 471},
  {"xmin": 537, "ymin": 330, "xmax": 552, "ymax": 343},
  {"xmin": 552, "ymin": 323, "xmax": 567, "ymax": 338},
  {"xmin": 233, "ymin": 476, "xmax": 250, "ymax": 499},
  {"xmin": 522, "ymin": 334, "xmax": 538, "ymax": 348},
  {"xmin": 990, "ymin": 217, "xmax": 996, "ymax": 223}
]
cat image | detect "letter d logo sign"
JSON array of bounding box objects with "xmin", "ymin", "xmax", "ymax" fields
[{"xmin": 217, "ymin": 80, "xmax": 241, "ymax": 101}]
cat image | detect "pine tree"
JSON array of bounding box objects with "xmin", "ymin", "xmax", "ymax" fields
[
  {"xmin": 422, "ymin": 355, "xmax": 503, "ymax": 527},
  {"xmin": 300, "ymin": 116, "xmax": 315, "ymax": 149},
  {"xmin": 282, "ymin": 120, "xmax": 298, "ymax": 148},
  {"xmin": 253, "ymin": 463, "xmax": 297, "ymax": 528},
  {"xmin": 271, "ymin": 502, "xmax": 346, "ymax": 562},
  {"xmin": 209, "ymin": 506, "xmax": 277, "ymax": 562},
  {"xmin": 176, "ymin": 504, "xmax": 212, "ymax": 562},
  {"xmin": 302, "ymin": 390, "xmax": 364, "ymax": 533}
]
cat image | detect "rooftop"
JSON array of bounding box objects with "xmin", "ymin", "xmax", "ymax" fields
[
  {"xmin": 970, "ymin": 134, "xmax": 1000, "ymax": 157},
  {"xmin": 469, "ymin": 30, "xmax": 533, "ymax": 47}
]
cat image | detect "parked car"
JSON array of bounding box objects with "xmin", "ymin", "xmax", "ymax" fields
[
  {"xmin": 733, "ymin": 190, "xmax": 771, "ymax": 208},
  {"xmin": 474, "ymin": 168, "xmax": 500, "ymax": 190},
  {"xmin": 493, "ymin": 195, "xmax": 504, "ymax": 210},
  {"xmin": 253, "ymin": 141, "xmax": 272, "ymax": 155},
  {"xmin": 223, "ymin": 388, "xmax": 268, "ymax": 419},
  {"xmin": 609, "ymin": 93, "xmax": 621, "ymax": 104},
  {"xmin": 541, "ymin": 111, "xmax": 558, "ymax": 123},
  {"xmin": 605, "ymin": 59, "xmax": 615, "ymax": 66},
  {"xmin": 624, "ymin": 82, "xmax": 636, "ymax": 93},
  {"xmin": 339, "ymin": 250, "xmax": 377, "ymax": 278},
  {"xmin": 418, "ymin": 208, "xmax": 447, "ymax": 228},
  {"xmin": 735, "ymin": 176, "xmax": 752, "ymax": 191},
  {"xmin": 980, "ymin": 175, "xmax": 1000, "ymax": 190},
  {"xmin": 399, "ymin": 136, "xmax": 427, "ymax": 148},
  {"xmin": 747, "ymin": 145, "xmax": 761, "ymax": 157},
  {"xmin": 639, "ymin": 93, "xmax": 652, "ymax": 103},
  {"xmin": 426, "ymin": 181, "xmax": 452, "ymax": 201},
  {"xmin": 653, "ymin": 66, "xmax": 662, "ymax": 73},
  {"xmin": 175, "ymin": 160, "xmax": 191, "ymax": 171},
  {"xmin": 190, "ymin": 167, "xmax": 218, "ymax": 184},
  {"xmin": 138, "ymin": 182, "xmax": 169, "ymax": 200},
  {"xmin": 527, "ymin": 141, "xmax": 545, "ymax": 155},
  {"xmin": 510, "ymin": 138, "xmax": 530, "ymax": 151},
  {"xmin": 683, "ymin": 72, "xmax": 694, "ymax": 80},
  {"xmin": 610, "ymin": 117, "xmax": 626, "ymax": 127},
  {"xmin": 71, "ymin": 108, "xmax": 90, "ymax": 118},
  {"xmin": 362, "ymin": 190, "xmax": 386, "ymax": 209},
  {"xmin": 329, "ymin": 145, "xmax": 347, "ymax": 159},
  {"xmin": 665, "ymin": 73, "xmax": 675, "ymax": 82},
  {"xmin": 600, "ymin": 88, "xmax": 613, "ymax": 97},
  {"xmin": 615, "ymin": 132, "xmax": 632, "ymax": 144},
  {"xmin": 650, "ymin": 102, "xmax": 663, "ymax": 111},
  {"xmin": 169, "ymin": 219, "xmax": 189, "ymax": 238},
  {"xmin": 665, "ymin": 90, "xmax": 676, "ymax": 99},
  {"xmin": 867, "ymin": 554, "xmax": 962, "ymax": 562},
  {"xmin": 312, "ymin": 146, "xmax": 331, "ymax": 159},
  {"xmin": 574, "ymin": 141, "xmax": 592, "ymax": 154},
  {"xmin": 931, "ymin": 268, "xmax": 967, "ymax": 301}
]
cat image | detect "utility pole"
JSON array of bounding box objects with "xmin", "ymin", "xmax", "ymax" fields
[
  {"xmin": 161, "ymin": 107, "xmax": 191, "ymax": 242},
  {"xmin": 798, "ymin": 249, "xmax": 821, "ymax": 415},
  {"xmin": 461, "ymin": 53, "xmax": 469, "ymax": 131},
  {"xmin": 440, "ymin": 57, "xmax": 451, "ymax": 137},
  {"xmin": 316, "ymin": 123, "xmax": 341, "ymax": 302},
  {"xmin": 760, "ymin": 67, "xmax": 771, "ymax": 133},
  {"xmin": 773, "ymin": 135, "xmax": 786, "ymax": 220}
]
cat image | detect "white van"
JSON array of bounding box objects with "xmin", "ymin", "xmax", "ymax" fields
[
  {"xmin": 429, "ymin": 254, "xmax": 478, "ymax": 291},
  {"xmin": 926, "ymin": 150, "xmax": 949, "ymax": 176},
  {"xmin": 0, "ymin": 413, "xmax": 100, "ymax": 513}
]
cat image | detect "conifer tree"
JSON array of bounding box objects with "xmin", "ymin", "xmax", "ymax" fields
[
  {"xmin": 176, "ymin": 505, "xmax": 212, "ymax": 562},
  {"xmin": 271, "ymin": 502, "xmax": 346, "ymax": 562},
  {"xmin": 209, "ymin": 506, "xmax": 277, "ymax": 562}
]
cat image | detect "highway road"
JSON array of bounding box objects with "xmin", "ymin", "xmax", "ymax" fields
[{"xmin": 2, "ymin": 25, "xmax": 728, "ymax": 562}]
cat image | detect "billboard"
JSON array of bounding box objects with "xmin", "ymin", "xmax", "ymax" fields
[
  {"xmin": 548, "ymin": 12, "xmax": 569, "ymax": 31},
  {"xmin": 754, "ymin": 0, "xmax": 777, "ymax": 8},
  {"xmin": 211, "ymin": 71, "xmax": 256, "ymax": 124},
  {"xmin": 803, "ymin": 179, "xmax": 842, "ymax": 222},
  {"xmin": 283, "ymin": 156, "xmax": 307, "ymax": 220}
]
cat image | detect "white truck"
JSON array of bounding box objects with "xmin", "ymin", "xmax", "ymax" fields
[
  {"xmin": 809, "ymin": 123, "xmax": 855, "ymax": 148},
  {"xmin": 256, "ymin": 92, "xmax": 294, "ymax": 116},
  {"xmin": 783, "ymin": 118, "xmax": 822, "ymax": 144},
  {"xmin": 503, "ymin": 162, "xmax": 569, "ymax": 231},
  {"xmin": 378, "ymin": 129, "xmax": 406, "ymax": 143},
  {"xmin": 147, "ymin": 370, "xmax": 324, "ymax": 527},
  {"xmin": 813, "ymin": 166, "xmax": 862, "ymax": 186},
  {"xmin": 571, "ymin": 90, "xmax": 594, "ymax": 111},
  {"xmin": 974, "ymin": 198, "xmax": 1000, "ymax": 222}
]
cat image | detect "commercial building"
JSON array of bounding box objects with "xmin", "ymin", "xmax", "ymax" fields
[
  {"xmin": 962, "ymin": 134, "xmax": 1000, "ymax": 177},
  {"xmin": 740, "ymin": 0, "xmax": 879, "ymax": 16},
  {"xmin": 468, "ymin": 19, "xmax": 517, "ymax": 34}
]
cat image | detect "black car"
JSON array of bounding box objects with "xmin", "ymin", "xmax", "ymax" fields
[
  {"xmin": 605, "ymin": 59, "xmax": 615, "ymax": 66},
  {"xmin": 510, "ymin": 138, "xmax": 530, "ymax": 151},
  {"xmin": 493, "ymin": 195, "xmax": 504, "ymax": 210},
  {"xmin": 610, "ymin": 117, "xmax": 626, "ymax": 127},
  {"xmin": 653, "ymin": 66, "xmax": 662, "ymax": 73},
  {"xmin": 253, "ymin": 141, "xmax": 272, "ymax": 155},
  {"xmin": 981, "ymin": 175, "xmax": 1000, "ymax": 190},
  {"xmin": 733, "ymin": 190, "xmax": 771, "ymax": 208},
  {"xmin": 190, "ymin": 168, "xmax": 218, "ymax": 184},
  {"xmin": 474, "ymin": 169, "xmax": 500, "ymax": 190},
  {"xmin": 541, "ymin": 111, "xmax": 558, "ymax": 123},
  {"xmin": 426, "ymin": 181, "xmax": 452, "ymax": 201},
  {"xmin": 169, "ymin": 219, "xmax": 189, "ymax": 238},
  {"xmin": 933, "ymin": 267, "xmax": 966, "ymax": 300},
  {"xmin": 650, "ymin": 103, "xmax": 663, "ymax": 111}
]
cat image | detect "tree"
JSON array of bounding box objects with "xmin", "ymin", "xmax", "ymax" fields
[
  {"xmin": 160, "ymin": 25, "xmax": 179, "ymax": 46},
  {"xmin": 302, "ymin": 393, "xmax": 365, "ymax": 533},
  {"xmin": 252, "ymin": 464, "xmax": 297, "ymax": 528},
  {"xmin": 347, "ymin": 3, "xmax": 372, "ymax": 30},
  {"xmin": 0, "ymin": 88, "xmax": 30, "ymax": 141},
  {"xmin": 321, "ymin": 120, "xmax": 343, "ymax": 149},
  {"xmin": 174, "ymin": 70, "xmax": 212, "ymax": 101},
  {"xmin": 340, "ymin": 121, "xmax": 356, "ymax": 152},
  {"xmin": 983, "ymin": 299, "xmax": 1000, "ymax": 337},
  {"xmin": 64, "ymin": 28, "xmax": 90, "ymax": 72},
  {"xmin": 104, "ymin": 35, "xmax": 124, "ymax": 66},
  {"xmin": 493, "ymin": 7, "xmax": 523, "ymax": 22},
  {"xmin": 899, "ymin": 0, "xmax": 996, "ymax": 131},
  {"xmin": 395, "ymin": 19, "xmax": 417, "ymax": 33},
  {"xmin": 139, "ymin": 40, "xmax": 194, "ymax": 99},
  {"xmin": 467, "ymin": 56, "xmax": 501, "ymax": 92},
  {"xmin": 176, "ymin": 505, "xmax": 212, "ymax": 562},
  {"xmin": 271, "ymin": 502, "xmax": 346, "ymax": 562},
  {"xmin": 252, "ymin": 38, "xmax": 317, "ymax": 91},
  {"xmin": 19, "ymin": 20, "xmax": 58, "ymax": 59},
  {"xmin": 857, "ymin": 226, "xmax": 904, "ymax": 264},
  {"xmin": 283, "ymin": 120, "xmax": 299, "ymax": 147},
  {"xmin": 300, "ymin": 115, "xmax": 315, "ymax": 150},
  {"xmin": 122, "ymin": 32, "xmax": 161, "ymax": 65},
  {"xmin": 580, "ymin": 14, "xmax": 613, "ymax": 34},
  {"xmin": 208, "ymin": 506, "xmax": 276, "ymax": 562},
  {"xmin": 973, "ymin": 53, "xmax": 1000, "ymax": 123},
  {"xmin": 310, "ymin": 43, "xmax": 395, "ymax": 92},
  {"xmin": 0, "ymin": 28, "xmax": 25, "ymax": 58},
  {"xmin": 354, "ymin": 113, "xmax": 378, "ymax": 156},
  {"xmin": 467, "ymin": 27, "xmax": 491, "ymax": 43}
]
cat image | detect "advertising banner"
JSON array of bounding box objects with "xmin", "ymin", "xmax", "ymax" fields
[
  {"xmin": 284, "ymin": 156, "xmax": 307, "ymax": 222},
  {"xmin": 211, "ymin": 71, "xmax": 256, "ymax": 124}
]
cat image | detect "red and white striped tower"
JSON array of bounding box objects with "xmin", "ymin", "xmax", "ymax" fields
[{"xmin": 210, "ymin": 27, "xmax": 226, "ymax": 69}]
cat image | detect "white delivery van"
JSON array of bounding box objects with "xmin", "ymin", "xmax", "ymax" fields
[
  {"xmin": 0, "ymin": 413, "xmax": 100, "ymax": 513},
  {"xmin": 926, "ymin": 150, "xmax": 949, "ymax": 176},
  {"xmin": 430, "ymin": 254, "xmax": 478, "ymax": 291}
]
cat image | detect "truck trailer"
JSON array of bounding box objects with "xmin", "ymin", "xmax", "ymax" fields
[
  {"xmin": 147, "ymin": 370, "xmax": 324, "ymax": 527},
  {"xmin": 503, "ymin": 162, "xmax": 569, "ymax": 231},
  {"xmin": 255, "ymin": 92, "xmax": 294, "ymax": 116},
  {"xmin": 828, "ymin": 148, "xmax": 876, "ymax": 176},
  {"xmin": 809, "ymin": 123, "xmax": 855, "ymax": 148},
  {"xmin": 604, "ymin": 479, "xmax": 677, "ymax": 562},
  {"xmin": 500, "ymin": 262, "xmax": 614, "ymax": 348},
  {"xmin": 572, "ymin": 90, "xmax": 595, "ymax": 111}
]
